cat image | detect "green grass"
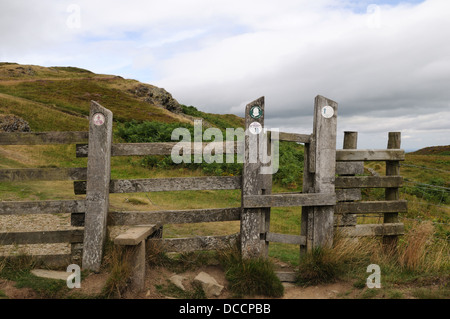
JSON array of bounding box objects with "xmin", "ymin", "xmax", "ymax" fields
[
  {"xmin": 217, "ymin": 244, "xmax": 284, "ymax": 298},
  {"xmin": 0, "ymin": 256, "xmax": 69, "ymax": 298}
]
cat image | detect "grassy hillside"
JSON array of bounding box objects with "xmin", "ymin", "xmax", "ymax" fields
[{"xmin": 0, "ymin": 63, "xmax": 244, "ymax": 132}]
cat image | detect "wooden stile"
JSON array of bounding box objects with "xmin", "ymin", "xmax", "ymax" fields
[
  {"xmin": 81, "ymin": 101, "xmax": 113, "ymax": 272},
  {"xmin": 0, "ymin": 199, "xmax": 86, "ymax": 215},
  {"xmin": 74, "ymin": 175, "xmax": 242, "ymax": 194},
  {"xmin": 0, "ymin": 167, "xmax": 87, "ymax": 182}
]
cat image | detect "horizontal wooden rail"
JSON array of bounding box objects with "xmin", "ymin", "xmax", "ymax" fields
[
  {"xmin": 243, "ymin": 193, "xmax": 336, "ymax": 208},
  {"xmin": 339, "ymin": 223, "xmax": 405, "ymax": 237},
  {"xmin": 76, "ymin": 142, "xmax": 243, "ymax": 157},
  {"xmin": 336, "ymin": 189, "xmax": 362, "ymax": 202},
  {"xmin": 0, "ymin": 167, "xmax": 87, "ymax": 182},
  {"xmin": 335, "ymin": 162, "xmax": 364, "ymax": 175},
  {"xmin": 0, "ymin": 131, "xmax": 88, "ymax": 145},
  {"xmin": 336, "ymin": 149, "xmax": 405, "ymax": 161},
  {"xmin": 336, "ymin": 200, "xmax": 408, "ymax": 214},
  {"xmin": 74, "ymin": 176, "xmax": 242, "ymax": 194},
  {"xmin": 106, "ymin": 207, "xmax": 241, "ymax": 226},
  {"xmin": 0, "ymin": 229, "xmax": 84, "ymax": 245},
  {"xmin": 335, "ymin": 176, "xmax": 403, "ymax": 189},
  {"xmin": 270, "ymin": 131, "xmax": 311, "ymax": 144},
  {"xmin": 0, "ymin": 200, "xmax": 86, "ymax": 215},
  {"xmin": 150, "ymin": 233, "xmax": 239, "ymax": 252},
  {"xmin": 265, "ymin": 232, "xmax": 306, "ymax": 245}
]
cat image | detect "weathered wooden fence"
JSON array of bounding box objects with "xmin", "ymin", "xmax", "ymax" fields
[
  {"xmin": 0, "ymin": 97, "xmax": 407, "ymax": 273},
  {"xmin": 0, "ymin": 131, "xmax": 88, "ymax": 267}
]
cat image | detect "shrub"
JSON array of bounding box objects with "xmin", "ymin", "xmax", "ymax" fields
[
  {"xmin": 218, "ymin": 244, "xmax": 284, "ymax": 298},
  {"xmin": 115, "ymin": 120, "xmax": 305, "ymax": 187}
]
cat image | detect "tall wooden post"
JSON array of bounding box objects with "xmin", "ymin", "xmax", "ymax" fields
[
  {"xmin": 338, "ymin": 131, "xmax": 362, "ymax": 234},
  {"xmin": 310, "ymin": 96, "xmax": 338, "ymax": 249},
  {"xmin": 384, "ymin": 132, "xmax": 401, "ymax": 251},
  {"xmin": 82, "ymin": 101, "xmax": 113, "ymax": 272},
  {"xmin": 241, "ymin": 96, "xmax": 266, "ymax": 259}
]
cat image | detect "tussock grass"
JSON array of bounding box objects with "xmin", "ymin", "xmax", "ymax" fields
[
  {"xmin": 217, "ymin": 243, "xmax": 284, "ymax": 298},
  {"xmin": 295, "ymin": 222, "xmax": 450, "ymax": 292},
  {"xmin": 101, "ymin": 241, "xmax": 134, "ymax": 298}
]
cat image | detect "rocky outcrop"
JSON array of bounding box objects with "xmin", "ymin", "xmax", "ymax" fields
[
  {"xmin": 130, "ymin": 84, "xmax": 183, "ymax": 114},
  {"xmin": 0, "ymin": 114, "xmax": 31, "ymax": 132}
]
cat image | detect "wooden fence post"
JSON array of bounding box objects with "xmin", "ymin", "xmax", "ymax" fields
[
  {"xmin": 384, "ymin": 132, "xmax": 401, "ymax": 251},
  {"xmin": 310, "ymin": 96, "xmax": 338, "ymax": 249},
  {"xmin": 82, "ymin": 101, "xmax": 113, "ymax": 272},
  {"xmin": 335, "ymin": 132, "xmax": 362, "ymax": 234},
  {"xmin": 241, "ymin": 96, "xmax": 266, "ymax": 259}
]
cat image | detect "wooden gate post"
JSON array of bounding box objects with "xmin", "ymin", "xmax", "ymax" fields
[
  {"xmin": 82, "ymin": 101, "xmax": 113, "ymax": 271},
  {"xmin": 383, "ymin": 132, "xmax": 401, "ymax": 252},
  {"xmin": 241, "ymin": 96, "xmax": 267, "ymax": 259},
  {"xmin": 309, "ymin": 95, "xmax": 338, "ymax": 249}
]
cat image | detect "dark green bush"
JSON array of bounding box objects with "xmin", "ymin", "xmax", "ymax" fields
[{"xmin": 115, "ymin": 120, "xmax": 305, "ymax": 187}]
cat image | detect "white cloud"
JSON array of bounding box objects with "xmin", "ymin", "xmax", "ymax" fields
[{"xmin": 0, "ymin": 0, "xmax": 449, "ymax": 150}]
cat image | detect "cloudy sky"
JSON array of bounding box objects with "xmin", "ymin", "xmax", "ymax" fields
[{"xmin": 1, "ymin": 0, "xmax": 449, "ymax": 150}]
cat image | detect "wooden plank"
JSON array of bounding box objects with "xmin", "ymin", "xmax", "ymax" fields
[
  {"xmin": 335, "ymin": 176, "xmax": 403, "ymax": 188},
  {"xmin": 0, "ymin": 131, "xmax": 88, "ymax": 145},
  {"xmin": 107, "ymin": 207, "xmax": 241, "ymax": 226},
  {"xmin": 241, "ymin": 96, "xmax": 265, "ymax": 259},
  {"xmin": 82, "ymin": 101, "xmax": 113, "ymax": 272},
  {"xmin": 339, "ymin": 223, "xmax": 404, "ymax": 237},
  {"xmin": 76, "ymin": 142, "xmax": 243, "ymax": 157},
  {"xmin": 272, "ymin": 132, "xmax": 311, "ymax": 144},
  {"xmin": 335, "ymin": 162, "xmax": 364, "ymax": 175},
  {"xmin": 153, "ymin": 234, "xmax": 239, "ymax": 252},
  {"xmin": 336, "ymin": 188, "xmax": 361, "ymax": 202},
  {"xmin": 114, "ymin": 224, "xmax": 159, "ymax": 246},
  {"xmin": 265, "ymin": 232, "xmax": 306, "ymax": 245},
  {"xmin": 384, "ymin": 132, "xmax": 402, "ymax": 248},
  {"xmin": 336, "ymin": 149, "xmax": 405, "ymax": 161},
  {"xmin": 311, "ymin": 95, "xmax": 338, "ymax": 249},
  {"xmin": 336, "ymin": 200, "xmax": 408, "ymax": 214},
  {"xmin": 243, "ymin": 193, "xmax": 336, "ymax": 208},
  {"xmin": 333, "ymin": 213, "xmax": 358, "ymax": 226},
  {"xmin": 0, "ymin": 199, "xmax": 86, "ymax": 215},
  {"xmin": 0, "ymin": 229, "xmax": 84, "ymax": 245},
  {"xmin": 0, "ymin": 167, "xmax": 87, "ymax": 182},
  {"xmin": 74, "ymin": 176, "xmax": 242, "ymax": 194}
]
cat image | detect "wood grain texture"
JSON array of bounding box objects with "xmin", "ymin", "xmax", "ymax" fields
[
  {"xmin": 82, "ymin": 101, "xmax": 113, "ymax": 272},
  {"xmin": 107, "ymin": 207, "xmax": 241, "ymax": 226},
  {"xmin": 243, "ymin": 193, "xmax": 336, "ymax": 208},
  {"xmin": 0, "ymin": 229, "xmax": 84, "ymax": 245},
  {"xmin": 336, "ymin": 200, "xmax": 408, "ymax": 214},
  {"xmin": 0, "ymin": 167, "xmax": 87, "ymax": 182},
  {"xmin": 152, "ymin": 233, "xmax": 239, "ymax": 252},
  {"xmin": 336, "ymin": 149, "xmax": 405, "ymax": 161},
  {"xmin": 0, "ymin": 199, "xmax": 86, "ymax": 215},
  {"xmin": 335, "ymin": 176, "xmax": 403, "ymax": 188},
  {"xmin": 74, "ymin": 176, "xmax": 242, "ymax": 194}
]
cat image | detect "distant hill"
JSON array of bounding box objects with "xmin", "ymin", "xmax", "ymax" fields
[
  {"xmin": 0, "ymin": 62, "xmax": 244, "ymax": 132},
  {"xmin": 409, "ymin": 145, "xmax": 450, "ymax": 156}
]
